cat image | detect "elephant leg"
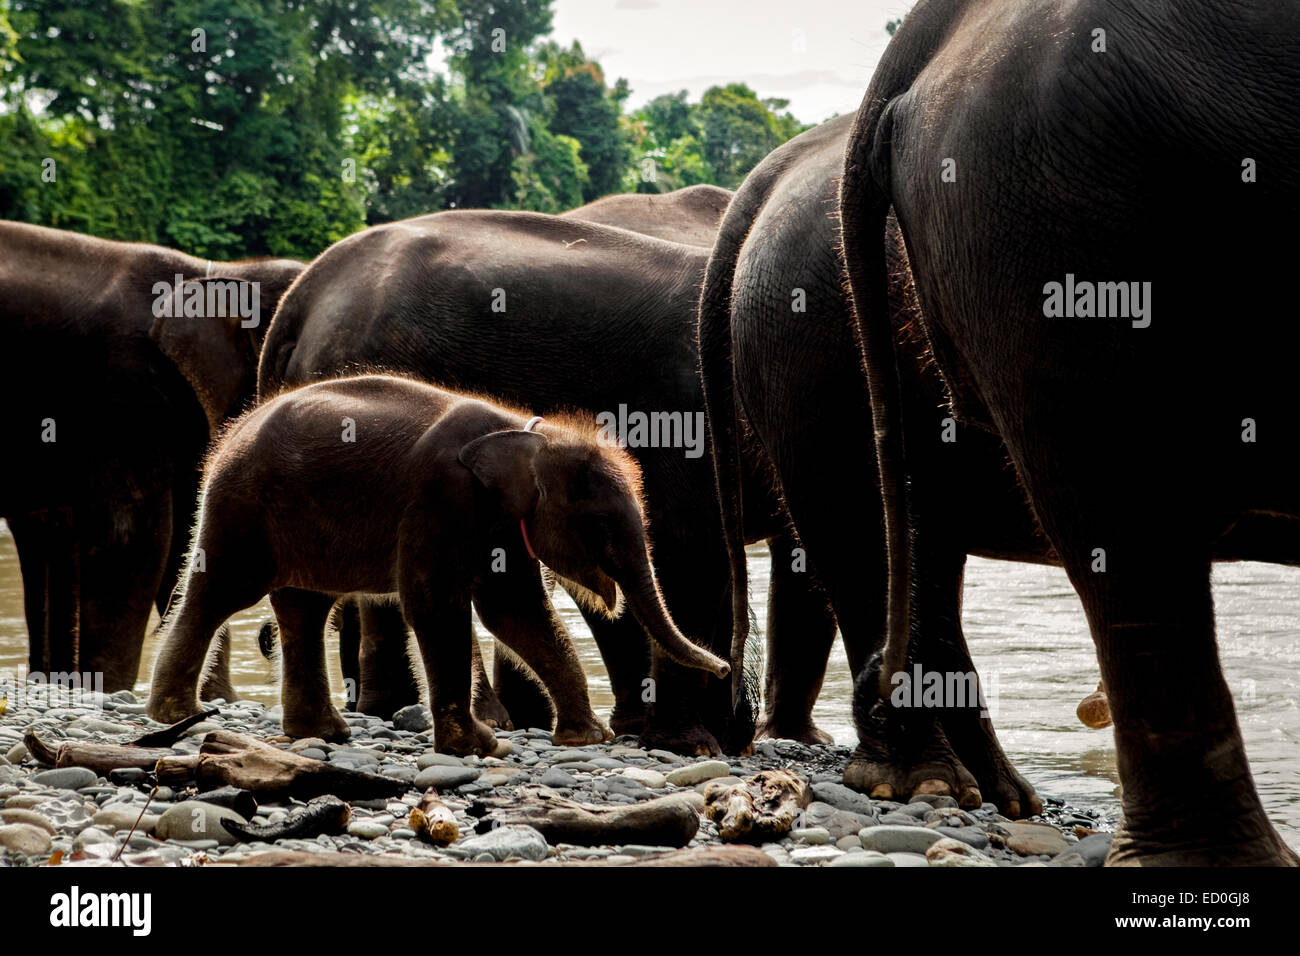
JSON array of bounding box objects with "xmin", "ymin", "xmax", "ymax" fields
[
  {"xmin": 77, "ymin": 496, "xmax": 171, "ymax": 692},
  {"xmin": 198, "ymin": 623, "xmax": 237, "ymax": 703},
  {"xmin": 8, "ymin": 512, "xmax": 60, "ymax": 675},
  {"xmin": 271, "ymin": 588, "xmax": 349, "ymax": 742},
  {"xmin": 1020, "ymin": 475, "xmax": 1294, "ymax": 865},
  {"xmin": 758, "ymin": 533, "xmax": 838, "ymax": 744},
  {"xmin": 473, "ymin": 559, "xmax": 609, "ymax": 746},
  {"xmin": 147, "ymin": 564, "xmax": 260, "ymax": 724},
  {"xmin": 576, "ymin": 608, "xmax": 649, "ymax": 736},
  {"xmin": 336, "ymin": 598, "xmax": 361, "ymax": 711},
  {"xmin": 401, "ymin": 584, "xmax": 497, "ymax": 757},
  {"xmin": 353, "ymin": 598, "xmax": 422, "ymax": 719},
  {"xmin": 638, "ymin": 528, "xmax": 730, "ymax": 757},
  {"xmin": 488, "ymin": 638, "xmax": 551, "ymax": 731},
  {"xmin": 11, "ymin": 509, "xmax": 80, "ymax": 678},
  {"xmin": 471, "ymin": 636, "xmax": 515, "ymax": 730},
  {"xmin": 843, "ymin": 540, "xmax": 1041, "ymax": 817}
]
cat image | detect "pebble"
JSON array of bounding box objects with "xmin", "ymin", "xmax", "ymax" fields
[
  {"xmin": 413, "ymin": 766, "xmax": 481, "ymax": 790},
  {"xmin": 926, "ymin": 837, "xmax": 998, "ymax": 867},
  {"xmin": 5, "ymin": 743, "xmax": 28, "ymax": 764},
  {"xmin": 621, "ymin": 767, "xmax": 667, "ymax": 789},
  {"xmin": 886, "ymin": 852, "xmax": 931, "ymax": 868},
  {"xmin": 347, "ymin": 820, "xmax": 390, "ymax": 839},
  {"xmin": 1052, "ymin": 832, "xmax": 1113, "ymax": 867},
  {"xmin": 390, "ymin": 705, "xmax": 432, "ymax": 733},
  {"xmin": 934, "ymin": 826, "xmax": 989, "ymax": 850},
  {"xmin": 154, "ymin": 801, "xmax": 249, "ymax": 846},
  {"xmin": 30, "ymin": 767, "xmax": 98, "ymax": 790},
  {"xmin": 1002, "ymin": 821, "xmax": 1070, "ymax": 857},
  {"xmin": 0, "ymin": 808, "xmax": 55, "ymax": 833},
  {"xmin": 416, "ymin": 752, "xmax": 466, "ymax": 770},
  {"xmin": 858, "ymin": 825, "xmax": 944, "ymax": 855},
  {"xmin": 457, "ymin": 824, "xmax": 548, "ymax": 862},
  {"xmin": 0, "ymin": 823, "xmax": 53, "ymax": 856},
  {"xmin": 829, "ymin": 850, "xmax": 893, "ymax": 867},
  {"xmin": 665, "ymin": 760, "xmax": 730, "ymax": 787},
  {"xmin": 810, "ymin": 781, "xmax": 877, "ymax": 817},
  {"xmin": 791, "ymin": 827, "xmax": 831, "ymax": 845},
  {"xmin": 790, "ymin": 845, "xmax": 844, "ymax": 864},
  {"xmin": 539, "ymin": 767, "xmax": 577, "ymax": 788}
]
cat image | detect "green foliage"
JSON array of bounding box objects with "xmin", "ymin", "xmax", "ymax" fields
[{"xmin": 0, "ymin": 0, "xmax": 812, "ymax": 256}]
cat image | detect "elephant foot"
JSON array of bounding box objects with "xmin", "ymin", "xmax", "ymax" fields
[
  {"xmin": 283, "ymin": 705, "xmax": 351, "ymax": 743},
  {"xmin": 199, "ymin": 671, "xmax": 237, "ymax": 705},
  {"xmin": 471, "ymin": 690, "xmax": 515, "ymax": 731},
  {"xmin": 639, "ymin": 721, "xmax": 723, "ymax": 758},
  {"xmin": 608, "ymin": 700, "xmax": 646, "ymax": 737},
  {"xmin": 1107, "ymin": 817, "xmax": 1300, "ymax": 867},
  {"xmin": 434, "ymin": 715, "xmax": 500, "ymax": 757},
  {"xmin": 756, "ymin": 714, "xmax": 835, "ymax": 746},
  {"xmin": 554, "ymin": 718, "xmax": 614, "ymax": 746},
  {"xmin": 844, "ymin": 713, "xmax": 984, "ymax": 809},
  {"xmin": 146, "ymin": 693, "xmax": 204, "ymax": 727}
]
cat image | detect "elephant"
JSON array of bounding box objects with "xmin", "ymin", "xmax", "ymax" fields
[
  {"xmin": 145, "ymin": 374, "xmax": 729, "ymax": 754},
  {"xmin": 839, "ymin": 0, "xmax": 1300, "ymax": 864},
  {"xmin": 704, "ymin": 111, "xmax": 1300, "ymax": 810},
  {"xmin": 560, "ymin": 184, "xmax": 734, "ymax": 248},
  {"xmin": 0, "ymin": 221, "xmax": 303, "ymax": 691},
  {"xmin": 256, "ymin": 209, "xmax": 823, "ymax": 755}
]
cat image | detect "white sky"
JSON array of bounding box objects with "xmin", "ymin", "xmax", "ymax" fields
[{"xmin": 549, "ymin": 0, "xmax": 916, "ymax": 125}]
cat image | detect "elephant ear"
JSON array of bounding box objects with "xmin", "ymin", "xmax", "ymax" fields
[
  {"xmin": 150, "ymin": 278, "xmax": 258, "ymax": 435},
  {"xmin": 458, "ymin": 429, "xmax": 546, "ymax": 519}
]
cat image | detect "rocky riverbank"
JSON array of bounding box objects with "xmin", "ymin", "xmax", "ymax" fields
[{"xmin": 0, "ymin": 682, "xmax": 1117, "ymax": 867}]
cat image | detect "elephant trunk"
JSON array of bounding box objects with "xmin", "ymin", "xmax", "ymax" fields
[{"xmin": 621, "ymin": 559, "xmax": 731, "ymax": 678}]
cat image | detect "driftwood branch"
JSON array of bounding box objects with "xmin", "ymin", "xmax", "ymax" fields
[
  {"xmin": 470, "ymin": 789, "xmax": 700, "ymax": 848},
  {"xmin": 162, "ymin": 730, "xmax": 408, "ymax": 800},
  {"xmin": 232, "ymin": 845, "xmax": 774, "ymax": 867},
  {"xmin": 23, "ymin": 731, "xmax": 172, "ymax": 774},
  {"xmin": 129, "ymin": 710, "xmax": 217, "ymax": 748}
]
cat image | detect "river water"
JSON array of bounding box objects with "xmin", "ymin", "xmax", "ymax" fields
[{"xmin": 1, "ymin": 524, "xmax": 1296, "ymax": 848}]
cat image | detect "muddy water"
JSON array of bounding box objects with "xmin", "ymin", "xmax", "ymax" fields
[{"xmin": 1, "ymin": 522, "xmax": 1296, "ymax": 847}]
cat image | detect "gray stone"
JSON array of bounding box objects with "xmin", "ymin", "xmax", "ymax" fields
[
  {"xmin": 1052, "ymin": 832, "xmax": 1113, "ymax": 868},
  {"xmin": 926, "ymin": 837, "xmax": 998, "ymax": 867},
  {"xmin": 539, "ymin": 767, "xmax": 576, "ymax": 789},
  {"xmin": 5, "ymin": 743, "xmax": 28, "ymax": 764},
  {"xmin": 347, "ymin": 820, "xmax": 390, "ymax": 839},
  {"xmin": 935, "ymin": 826, "xmax": 989, "ymax": 850},
  {"xmin": 413, "ymin": 765, "xmax": 481, "ymax": 790},
  {"xmin": 858, "ymin": 825, "xmax": 944, "ymax": 854},
  {"xmin": 457, "ymin": 824, "xmax": 549, "ymax": 862},
  {"xmin": 31, "ymin": 767, "xmax": 98, "ymax": 790},
  {"xmin": 878, "ymin": 811, "xmax": 925, "ymax": 827},
  {"xmin": 550, "ymin": 750, "xmax": 600, "ymax": 764},
  {"xmin": 392, "ymin": 704, "xmax": 433, "ymax": 733},
  {"xmin": 154, "ymin": 801, "xmax": 249, "ymax": 846},
  {"xmin": 417, "ymin": 751, "xmax": 466, "ymax": 769},
  {"xmin": 789, "ymin": 845, "xmax": 844, "ymax": 864},
  {"xmin": 791, "ymin": 827, "xmax": 831, "ymax": 844},
  {"xmin": 811, "ymin": 781, "xmax": 877, "ymax": 817}
]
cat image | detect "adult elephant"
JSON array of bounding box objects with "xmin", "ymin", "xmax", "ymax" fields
[
  {"xmin": 0, "ymin": 221, "xmax": 303, "ymax": 691},
  {"xmin": 702, "ymin": 114, "xmax": 1048, "ymax": 809},
  {"xmin": 560, "ymin": 185, "xmax": 733, "ymax": 248},
  {"xmin": 840, "ymin": 0, "xmax": 1300, "ymax": 865},
  {"xmin": 257, "ymin": 210, "xmax": 806, "ymax": 754}
]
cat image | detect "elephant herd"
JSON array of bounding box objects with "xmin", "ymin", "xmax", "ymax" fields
[{"xmin": 3, "ymin": 0, "xmax": 1298, "ymax": 866}]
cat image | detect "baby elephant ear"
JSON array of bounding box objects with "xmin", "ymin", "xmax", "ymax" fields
[{"xmin": 459, "ymin": 430, "xmax": 546, "ymax": 519}]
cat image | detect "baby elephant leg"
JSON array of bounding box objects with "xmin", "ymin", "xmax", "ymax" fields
[
  {"xmin": 402, "ymin": 588, "xmax": 500, "ymax": 756},
  {"xmin": 271, "ymin": 588, "xmax": 350, "ymax": 742},
  {"xmin": 473, "ymin": 567, "xmax": 611, "ymax": 747}
]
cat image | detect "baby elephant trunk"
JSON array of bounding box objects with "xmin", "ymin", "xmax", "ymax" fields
[{"xmin": 622, "ymin": 560, "xmax": 731, "ymax": 678}]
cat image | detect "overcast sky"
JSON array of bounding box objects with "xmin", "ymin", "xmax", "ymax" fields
[{"xmin": 549, "ymin": 0, "xmax": 916, "ymax": 124}]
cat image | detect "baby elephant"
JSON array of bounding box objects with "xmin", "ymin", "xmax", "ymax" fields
[{"xmin": 146, "ymin": 374, "xmax": 730, "ymax": 755}]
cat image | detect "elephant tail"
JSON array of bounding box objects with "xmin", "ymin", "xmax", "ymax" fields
[
  {"xmin": 839, "ymin": 3, "xmax": 950, "ymax": 694},
  {"xmin": 697, "ymin": 192, "xmax": 756, "ymax": 693}
]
